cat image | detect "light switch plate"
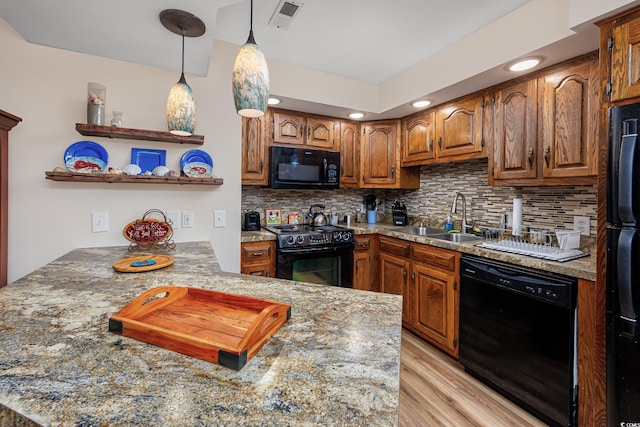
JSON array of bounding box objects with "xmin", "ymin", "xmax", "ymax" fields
[
  {"xmin": 166, "ymin": 210, "xmax": 180, "ymax": 229},
  {"xmin": 91, "ymin": 212, "xmax": 109, "ymax": 233},
  {"xmin": 214, "ymin": 210, "xmax": 225, "ymax": 228},
  {"xmin": 182, "ymin": 211, "xmax": 194, "ymax": 228}
]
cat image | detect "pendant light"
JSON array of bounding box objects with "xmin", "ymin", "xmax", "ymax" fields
[
  {"xmin": 160, "ymin": 9, "xmax": 206, "ymax": 136},
  {"xmin": 232, "ymin": 0, "xmax": 270, "ymax": 117}
]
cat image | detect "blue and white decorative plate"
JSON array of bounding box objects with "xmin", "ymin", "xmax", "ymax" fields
[
  {"xmin": 64, "ymin": 141, "xmax": 108, "ymax": 173},
  {"xmin": 183, "ymin": 161, "xmax": 213, "ymax": 178},
  {"xmin": 180, "ymin": 149, "xmax": 213, "ymax": 169}
]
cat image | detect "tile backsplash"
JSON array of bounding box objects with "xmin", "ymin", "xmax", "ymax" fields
[{"xmin": 242, "ymin": 158, "xmax": 597, "ymax": 236}]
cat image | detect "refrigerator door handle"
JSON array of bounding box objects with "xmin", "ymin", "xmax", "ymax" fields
[
  {"xmin": 618, "ymin": 132, "xmax": 640, "ymax": 225},
  {"xmin": 618, "ymin": 228, "xmax": 639, "ymax": 336}
]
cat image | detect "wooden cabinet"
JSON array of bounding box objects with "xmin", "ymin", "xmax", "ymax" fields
[
  {"xmin": 240, "ymin": 241, "xmax": 276, "ymax": 278},
  {"xmin": 361, "ymin": 120, "xmax": 420, "ymax": 189},
  {"xmin": 378, "ymin": 236, "xmax": 459, "ymax": 357},
  {"xmin": 272, "ymin": 109, "xmax": 337, "ymax": 149},
  {"xmin": 0, "ymin": 110, "xmax": 22, "ymax": 288},
  {"xmin": 489, "ymin": 52, "xmax": 598, "ymax": 186},
  {"xmin": 339, "ymin": 121, "xmax": 360, "ymax": 188},
  {"xmin": 409, "ymin": 244, "xmax": 459, "ymax": 358},
  {"xmin": 241, "ymin": 116, "xmax": 268, "ymax": 185},
  {"xmin": 435, "ymin": 93, "xmax": 487, "ymax": 160},
  {"xmin": 400, "ymin": 92, "xmax": 488, "ymax": 167},
  {"xmin": 353, "ymin": 234, "xmax": 379, "ymax": 292},
  {"xmin": 401, "ymin": 111, "xmax": 436, "ymax": 165},
  {"xmin": 609, "ymin": 9, "xmax": 640, "ymax": 102}
]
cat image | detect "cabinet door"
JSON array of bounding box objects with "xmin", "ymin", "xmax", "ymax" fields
[
  {"xmin": 541, "ymin": 57, "xmax": 598, "ymax": 178},
  {"xmin": 339, "ymin": 121, "xmax": 360, "ymax": 188},
  {"xmin": 273, "ymin": 111, "xmax": 305, "ymax": 145},
  {"xmin": 353, "ymin": 251, "xmax": 371, "ymax": 291},
  {"xmin": 435, "ymin": 95, "xmax": 483, "ymax": 158},
  {"xmin": 611, "ymin": 16, "xmax": 640, "ymax": 101},
  {"xmin": 412, "ymin": 263, "xmax": 458, "ymax": 357},
  {"xmin": 401, "ymin": 111, "xmax": 436, "ymax": 165},
  {"xmin": 361, "ymin": 120, "xmax": 399, "ymax": 186},
  {"xmin": 241, "ymin": 263, "xmax": 274, "ymax": 277},
  {"xmin": 306, "ymin": 117, "xmax": 336, "ymax": 149},
  {"xmin": 380, "ymin": 252, "xmax": 411, "ymax": 324},
  {"xmin": 492, "ymin": 79, "xmax": 538, "ymax": 180},
  {"xmin": 241, "ymin": 116, "xmax": 268, "ymax": 185}
]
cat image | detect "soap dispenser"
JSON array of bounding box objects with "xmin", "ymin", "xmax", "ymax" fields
[{"xmin": 444, "ymin": 214, "xmax": 454, "ymax": 232}]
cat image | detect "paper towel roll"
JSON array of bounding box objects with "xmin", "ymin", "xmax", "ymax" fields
[{"xmin": 512, "ymin": 198, "xmax": 523, "ymax": 236}]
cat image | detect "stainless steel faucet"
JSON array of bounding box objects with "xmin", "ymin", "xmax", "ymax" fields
[{"xmin": 451, "ymin": 191, "xmax": 468, "ymax": 233}]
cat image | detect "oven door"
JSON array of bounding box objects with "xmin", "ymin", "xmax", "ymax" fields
[{"xmin": 277, "ymin": 245, "xmax": 353, "ymax": 288}]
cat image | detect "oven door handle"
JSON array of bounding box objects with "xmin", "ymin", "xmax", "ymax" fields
[{"xmin": 278, "ymin": 244, "xmax": 354, "ymax": 254}]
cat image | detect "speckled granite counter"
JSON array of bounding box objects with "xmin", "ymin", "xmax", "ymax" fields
[
  {"xmin": 0, "ymin": 241, "xmax": 402, "ymax": 426},
  {"xmin": 242, "ymin": 223, "xmax": 596, "ymax": 281}
]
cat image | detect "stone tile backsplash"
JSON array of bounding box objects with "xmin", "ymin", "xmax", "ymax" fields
[{"xmin": 242, "ymin": 158, "xmax": 597, "ymax": 236}]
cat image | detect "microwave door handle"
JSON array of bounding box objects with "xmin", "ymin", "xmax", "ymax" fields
[
  {"xmin": 618, "ymin": 133, "xmax": 639, "ymax": 224},
  {"xmin": 323, "ymin": 158, "xmax": 328, "ymax": 183},
  {"xmin": 618, "ymin": 228, "xmax": 639, "ymax": 336}
]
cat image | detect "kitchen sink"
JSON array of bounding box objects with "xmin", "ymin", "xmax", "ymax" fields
[
  {"xmin": 390, "ymin": 226, "xmax": 443, "ymax": 236},
  {"xmin": 427, "ymin": 233, "xmax": 484, "ymax": 243}
]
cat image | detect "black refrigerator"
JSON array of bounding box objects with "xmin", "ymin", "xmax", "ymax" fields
[{"xmin": 607, "ymin": 103, "xmax": 640, "ymax": 426}]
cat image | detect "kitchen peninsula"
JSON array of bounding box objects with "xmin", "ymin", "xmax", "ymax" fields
[{"xmin": 0, "ymin": 241, "xmax": 402, "ymax": 426}]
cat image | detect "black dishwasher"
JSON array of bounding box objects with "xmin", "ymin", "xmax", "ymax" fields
[{"xmin": 459, "ymin": 255, "xmax": 577, "ymax": 427}]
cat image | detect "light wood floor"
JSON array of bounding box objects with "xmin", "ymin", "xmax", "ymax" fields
[{"xmin": 399, "ymin": 329, "xmax": 548, "ymax": 427}]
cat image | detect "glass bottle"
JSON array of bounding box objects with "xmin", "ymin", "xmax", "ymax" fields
[{"xmin": 110, "ymin": 111, "xmax": 123, "ymax": 128}]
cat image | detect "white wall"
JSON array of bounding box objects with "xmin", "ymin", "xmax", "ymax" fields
[{"xmin": 1, "ymin": 20, "xmax": 242, "ymax": 282}]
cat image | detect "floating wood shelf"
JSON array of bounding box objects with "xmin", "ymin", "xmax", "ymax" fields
[
  {"xmin": 75, "ymin": 123, "xmax": 204, "ymax": 145},
  {"xmin": 45, "ymin": 171, "xmax": 223, "ymax": 185}
]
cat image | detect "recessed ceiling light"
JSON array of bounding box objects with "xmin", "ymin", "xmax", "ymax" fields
[
  {"xmin": 508, "ymin": 58, "xmax": 541, "ymax": 72},
  {"xmin": 412, "ymin": 100, "xmax": 431, "ymax": 108},
  {"xmin": 267, "ymin": 97, "xmax": 281, "ymax": 105},
  {"xmin": 349, "ymin": 112, "xmax": 364, "ymax": 119}
]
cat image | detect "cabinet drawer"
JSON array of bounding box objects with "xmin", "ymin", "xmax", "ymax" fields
[
  {"xmin": 354, "ymin": 235, "xmax": 373, "ymax": 251},
  {"xmin": 379, "ymin": 236, "xmax": 410, "ymax": 258},
  {"xmin": 241, "ymin": 241, "xmax": 275, "ymax": 262},
  {"xmin": 411, "ymin": 244, "xmax": 456, "ymax": 271}
]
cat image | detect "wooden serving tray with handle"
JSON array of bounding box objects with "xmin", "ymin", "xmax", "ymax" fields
[{"xmin": 109, "ymin": 286, "xmax": 291, "ymax": 370}]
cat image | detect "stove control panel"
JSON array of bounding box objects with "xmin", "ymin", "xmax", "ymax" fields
[{"xmin": 276, "ymin": 229, "xmax": 354, "ymax": 249}]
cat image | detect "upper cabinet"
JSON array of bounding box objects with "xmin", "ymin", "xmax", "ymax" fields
[
  {"xmin": 400, "ymin": 92, "xmax": 488, "ymax": 167},
  {"xmin": 609, "ymin": 9, "xmax": 640, "ymax": 102},
  {"xmin": 339, "ymin": 121, "xmax": 360, "ymax": 188},
  {"xmin": 361, "ymin": 120, "xmax": 420, "ymax": 189},
  {"xmin": 272, "ymin": 109, "xmax": 337, "ymax": 150},
  {"xmin": 489, "ymin": 52, "xmax": 598, "ymax": 186},
  {"xmin": 241, "ymin": 116, "xmax": 268, "ymax": 186}
]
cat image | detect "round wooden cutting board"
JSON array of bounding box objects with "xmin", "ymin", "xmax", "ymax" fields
[{"xmin": 112, "ymin": 255, "xmax": 175, "ymax": 273}]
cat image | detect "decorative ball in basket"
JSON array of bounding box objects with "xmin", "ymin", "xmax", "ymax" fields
[{"xmin": 123, "ymin": 209, "xmax": 175, "ymax": 252}]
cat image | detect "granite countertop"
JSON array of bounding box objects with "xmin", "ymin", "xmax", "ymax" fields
[
  {"xmin": 0, "ymin": 241, "xmax": 402, "ymax": 426},
  {"xmin": 242, "ymin": 223, "xmax": 596, "ymax": 281}
]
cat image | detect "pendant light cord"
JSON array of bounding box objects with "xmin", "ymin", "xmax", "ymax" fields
[
  {"xmin": 246, "ymin": 0, "xmax": 256, "ymax": 44},
  {"xmin": 181, "ymin": 31, "xmax": 185, "ymax": 75}
]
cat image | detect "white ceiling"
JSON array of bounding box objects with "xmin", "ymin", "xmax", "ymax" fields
[{"xmin": 0, "ymin": 0, "xmax": 617, "ymax": 119}]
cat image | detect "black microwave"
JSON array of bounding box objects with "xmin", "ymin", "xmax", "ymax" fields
[{"xmin": 269, "ymin": 146, "xmax": 340, "ymax": 189}]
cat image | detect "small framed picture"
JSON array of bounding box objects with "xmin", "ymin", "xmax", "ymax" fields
[
  {"xmin": 265, "ymin": 208, "xmax": 282, "ymax": 225},
  {"xmin": 288, "ymin": 213, "xmax": 300, "ymax": 224}
]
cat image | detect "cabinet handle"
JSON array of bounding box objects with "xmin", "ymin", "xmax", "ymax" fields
[
  {"xmin": 411, "ymin": 272, "xmax": 415, "ymax": 283},
  {"xmin": 544, "ymin": 146, "xmax": 550, "ymax": 167},
  {"xmin": 307, "ymin": 126, "xmax": 311, "ymax": 139},
  {"xmin": 260, "ymin": 160, "xmax": 263, "ymax": 172},
  {"xmin": 438, "ymin": 136, "xmax": 443, "ymax": 150},
  {"xmin": 391, "ymin": 166, "xmax": 395, "ymax": 179},
  {"xmin": 428, "ymin": 139, "xmax": 433, "ymax": 152},
  {"xmin": 341, "ymin": 165, "xmax": 344, "ymax": 175},
  {"xmin": 355, "ymin": 259, "xmax": 360, "ymax": 273},
  {"xmin": 252, "ymin": 252, "xmax": 265, "ymax": 256},
  {"xmin": 528, "ymin": 148, "xmax": 534, "ymax": 168},
  {"xmin": 403, "ymin": 269, "xmax": 407, "ymax": 281}
]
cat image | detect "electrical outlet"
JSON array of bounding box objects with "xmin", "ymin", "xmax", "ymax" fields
[
  {"xmin": 182, "ymin": 211, "xmax": 194, "ymax": 228},
  {"xmin": 574, "ymin": 216, "xmax": 590, "ymax": 236},
  {"xmin": 91, "ymin": 212, "xmax": 109, "ymax": 233},
  {"xmin": 214, "ymin": 210, "xmax": 226, "ymax": 228},
  {"xmin": 166, "ymin": 210, "xmax": 180, "ymax": 229}
]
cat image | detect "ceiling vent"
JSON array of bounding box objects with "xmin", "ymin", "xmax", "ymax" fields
[{"xmin": 268, "ymin": 0, "xmax": 304, "ymax": 30}]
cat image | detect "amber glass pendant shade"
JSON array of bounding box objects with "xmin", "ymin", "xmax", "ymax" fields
[{"xmin": 232, "ymin": 0, "xmax": 270, "ymax": 117}]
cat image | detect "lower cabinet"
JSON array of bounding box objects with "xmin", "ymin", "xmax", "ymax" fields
[
  {"xmin": 379, "ymin": 235, "xmax": 460, "ymax": 358},
  {"xmin": 353, "ymin": 234, "xmax": 379, "ymax": 292},
  {"xmin": 240, "ymin": 241, "xmax": 276, "ymax": 278}
]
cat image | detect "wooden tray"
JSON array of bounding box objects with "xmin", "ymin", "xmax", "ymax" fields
[
  {"xmin": 112, "ymin": 255, "xmax": 175, "ymax": 272},
  {"xmin": 108, "ymin": 286, "xmax": 291, "ymax": 370}
]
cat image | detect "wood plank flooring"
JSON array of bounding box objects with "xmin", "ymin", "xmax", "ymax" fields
[{"xmin": 399, "ymin": 329, "xmax": 548, "ymax": 427}]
